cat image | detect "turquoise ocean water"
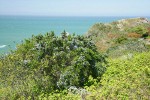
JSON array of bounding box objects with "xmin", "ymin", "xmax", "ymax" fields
[{"xmin": 0, "ymin": 16, "xmax": 149, "ymax": 54}]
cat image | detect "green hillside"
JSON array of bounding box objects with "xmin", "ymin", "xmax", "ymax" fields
[
  {"xmin": 0, "ymin": 18, "xmax": 150, "ymax": 100},
  {"xmin": 86, "ymin": 17, "xmax": 150, "ymax": 58}
]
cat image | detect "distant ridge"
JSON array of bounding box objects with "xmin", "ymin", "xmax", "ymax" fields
[{"xmin": 86, "ymin": 17, "xmax": 150, "ymax": 58}]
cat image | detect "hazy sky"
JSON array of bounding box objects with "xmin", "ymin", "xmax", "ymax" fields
[{"xmin": 0, "ymin": 0, "xmax": 150, "ymax": 16}]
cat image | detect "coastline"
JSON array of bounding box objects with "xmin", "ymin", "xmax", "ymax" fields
[{"xmin": 0, "ymin": 16, "xmax": 150, "ymax": 54}]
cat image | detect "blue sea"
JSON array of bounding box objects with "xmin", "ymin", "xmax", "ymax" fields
[{"xmin": 0, "ymin": 16, "xmax": 149, "ymax": 54}]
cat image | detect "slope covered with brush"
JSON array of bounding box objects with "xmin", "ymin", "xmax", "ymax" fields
[{"xmin": 86, "ymin": 17, "xmax": 150, "ymax": 58}]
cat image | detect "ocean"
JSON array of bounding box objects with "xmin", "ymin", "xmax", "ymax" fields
[{"xmin": 0, "ymin": 16, "xmax": 149, "ymax": 54}]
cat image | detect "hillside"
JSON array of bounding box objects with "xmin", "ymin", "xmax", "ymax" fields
[
  {"xmin": 86, "ymin": 17, "xmax": 150, "ymax": 58},
  {"xmin": 0, "ymin": 18, "xmax": 150, "ymax": 100}
]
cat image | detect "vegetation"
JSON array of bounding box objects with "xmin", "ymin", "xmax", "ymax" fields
[
  {"xmin": 0, "ymin": 31, "xmax": 106, "ymax": 99},
  {"xmin": 127, "ymin": 26, "xmax": 148, "ymax": 35},
  {"xmin": 86, "ymin": 51, "xmax": 150, "ymax": 100},
  {"xmin": 86, "ymin": 17, "xmax": 150, "ymax": 57},
  {"xmin": 0, "ymin": 17, "xmax": 150, "ymax": 99}
]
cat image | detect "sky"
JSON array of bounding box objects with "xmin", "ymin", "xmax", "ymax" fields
[{"xmin": 0, "ymin": 0, "xmax": 150, "ymax": 16}]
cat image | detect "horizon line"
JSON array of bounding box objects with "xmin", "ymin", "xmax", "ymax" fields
[{"xmin": 0, "ymin": 14, "xmax": 150, "ymax": 18}]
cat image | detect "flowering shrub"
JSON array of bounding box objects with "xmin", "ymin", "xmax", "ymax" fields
[{"xmin": 0, "ymin": 31, "xmax": 106, "ymax": 99}]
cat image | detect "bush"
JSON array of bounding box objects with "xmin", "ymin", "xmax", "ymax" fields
[
  {"xmin": 86, "ymin": 52, "xmax": 150, "ymax": 99},
  {"xmin": 128, "ymin": 26, "xmax": 148, "ymax": 38},
  {"xmin": 115, "ymin": 36, "xmax": 127, "ymax": 44},
  {"xmin": 0, "ymin": 31, "xmax": 107, "ymax": 99}
]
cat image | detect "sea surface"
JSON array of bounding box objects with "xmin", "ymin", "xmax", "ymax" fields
[{"xmin": 0, "ymin": 16, "xmax": 149, "ymax": 54}]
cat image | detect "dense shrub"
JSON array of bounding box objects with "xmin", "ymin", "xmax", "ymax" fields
[
  {"xmin": 127, "ymin": 26, "xmax": 148, "ymax": 38},
  {"xmin": 86, "ymin": 52, "xmax": 150, "ymax": 99},
  {"xmin": 0, "ymin": 31, "xmax": 106, "ymax": 99},
  {"xmin": 114, "ymin": 36, "xmax": 128, "ymax": 44}
]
